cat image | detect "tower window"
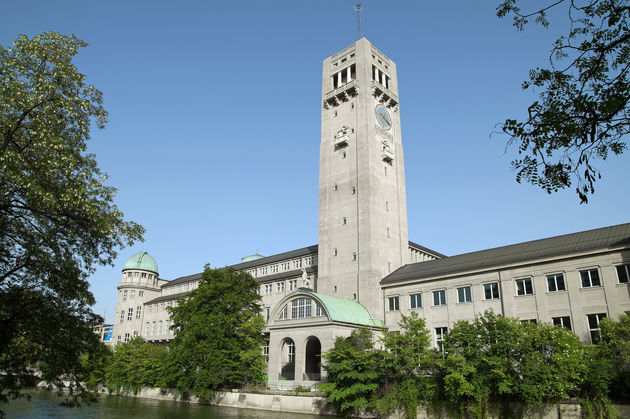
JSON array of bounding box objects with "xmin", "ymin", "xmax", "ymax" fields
[
  {"xmin": 352, "ymin": 252, "xmax": 357, "ymax": 261},
  {"xmin": 334, "ymin": 285, "xmax": 337, "ymax": 292},
  {"xmin": 386, "ymin": 201, "xmax": 389, "ymax": 211},
  {"xmin": 343, "ymin": 217, "xmax": 347, "ymax": 225},
  {"xmin": 342, "ymin": 151, "xmax": 346, "ymax": 159},
  {"xmin": 352, "ymin": 186, "xmax": 356, "ymax": 194},
  {"xmin": 333, "ymin": 183, "xmax": 338, "ymax": 191},
  {"xmin": 333, "ymin": 248, "xmax": 337, "ymax": 256},
  {"xmin": 387, "ymin": 227, "xmax": 390, "ymax": 238},
  {"xmin": 384, "ymin": 166, "xmax": 387, "ymax": 175}
]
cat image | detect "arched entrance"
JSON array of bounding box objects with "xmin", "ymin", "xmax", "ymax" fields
[
  {"xmin": 304, "ymin": 336, "xmax": 321, "ymax": 381},
  {"xmin": 280, "ymin": 338, "xmax": 295, "ymax": 380}
]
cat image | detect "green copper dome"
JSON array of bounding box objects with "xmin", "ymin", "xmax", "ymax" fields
[{"xmin": 123, "ymin": 251, "xmax": 158, "ymax": 274}]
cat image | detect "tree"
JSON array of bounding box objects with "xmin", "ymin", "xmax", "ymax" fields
[
  {"xmin": 497, "ymin": 0, "xmax": 630, "ymax": 203},
  {"xmin": 105, "ymin": 337, "xmax": 169, "ymax": 394},
  {"xmin": 319, "ymin": 328, "xmax": 384, "ymax": 417},
  {"xmin": 439, "ymin": 311, "xmax": 586, "ymax": 418},
  {"xmin": 378, "ymin": 312, "xmax": 436, "ymax": 419},
  {"xmin": 0, "ymin": 31, "xmax": 143, "ymax": 407},
  {"xmin": 166, "ymin": 266, "xmax": 266, "ymax": 401}
]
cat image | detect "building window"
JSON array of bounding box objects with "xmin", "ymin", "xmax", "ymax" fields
[
  {"xmin": 587, "ymin": 313, "xmax": 607, "ymax": 344},
  {"xmin": 158, "ymin": 320, "xmax": 162, "ymax": 335},
  {"xmin": 151, "ymin": 321, "xmax": 156, "ymax": 335},
  {"xmin": 124, "ymin": 332, "xmax": 130, "ymax": 343},
  {"xmin": 617, "ymin": 264, "xmax": 630, "ymax": 283},
  {"xmin": 276, "ymin": 281, "xmax": 285, "ymax": 293},
  {"xmin": 288, "ymin": 342, "xmax": 295, "ymax": 363},
  {"xmin": 484, "ymin": 282, "xmax": 500, "ymax": 299},
  {"xmin": 266, "ymin": 307, "xmax": 270, "ymax": 321},
  {"xmin": 133, "ymin": 331, "xmax": 138, "ymax": 337},
  {"xmin": 264, "ymin": 284, "xmax": 272, "ymax": 295},
  {"xmin": 130, "ymin": 289, "xmax": 135, "ymax": 299},
  {"xmin": 580, "ymin": 268, "xmax": 601, "ymax": 287},
  {"xmin": 388, "ymin": 296, "xmax": 400, "ymax": 311},
  {"xmin": 333, "ymin": 248, "xmax": 338, "ymax": 256},
  {"xmin": 138, "ymin": 290, "xmax": 144, "ymax": 297},
  {"xmin": 127, "ymin": 307, "xmax": 133, "ymax": 321},
  {"xmin": 547, "ymin": 273, "xmax": 566, "ymax": 292},
  {"xmin": 289, "ymin": 279, "xmax": 297, "ymax": 290},
  {"xmin": 263, "ymin": 345, "xmax": 269, "ymax": 361},
  {"xmin": 516, "ymin": 278, "xmax": 534, "ymax": 296},
  {"xmin": 552, "ymin": 316, "xmax": 572, "ymax": 331},
  {"xmin": 433, "ymin": 290, "xmax": 446, "ymax": 306},
  {"xmin": 136, "ymin": 306, "xmax": 142, "ymax": 319},
  {"xmin": 333, "ymin": 183, "xmax": 338, "ymax": 191},
  {"xmin": 119, "ymin": 310, "xmax": 124, "ymax": 324},
  {"xmin": 521, "ymin": 319, "xmax": 537, "ymax": 324},
  {"xmin": 435, "ymin": 327, "xmax": 448, "ymax": 352},
  {"xmin": 291, "ymin": 298, "xmax": 312, "ymax": 319},
  {"xmin": 410, "ymin": 293, "xmax": 422, "ymax": 309},
  {"xmin": 145, "ymin": 322, "xmax": 150, "ymax": 335},
  {"xmin": 165, "ymin": 320, "xmax": 170, "ymax": 334},
  {"xmin": 343, "ymin": 217, "xmax": 347, "ymax": 225},
  {"xmin": 386, "ymin": 227, "xmax": 390, "ymax": 238},
  {"xmin": 123, "ymin": 290, "xmax": 128, "ymax": 301},
  {"xmin": 352, "ymin": 186, "xmax": 356, "ymax": 194},
  {"xmin": 457, "ymin": 286, "xmax": 472, "ymax": 303},
  {"xmin": 316, "ymin": 303, "xmax": 325, "ymax": 316},
  {"xmin": 352, "ymin": 252, "xmax": 357, "ymax": 261},
  {"xmin": 278, "ymin": 305, "xmax": 288, "ymax": 320},
  {"xmin": 117, "ymin": 335, "xmax": 121, "ymax": 343}
]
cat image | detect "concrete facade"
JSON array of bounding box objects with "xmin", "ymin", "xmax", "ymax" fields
[{"xmin": 111, "ymin": 38, "xmax": 630, "ymax": 391}]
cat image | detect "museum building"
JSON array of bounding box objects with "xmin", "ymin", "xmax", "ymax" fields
[{"xmin": 111, "ymin": 38, "xmax": 630, "ymax": 390}]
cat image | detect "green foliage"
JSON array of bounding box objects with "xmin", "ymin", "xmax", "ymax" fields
[
  {"xmin": 320, "ymin": 328, "xmax": 384, "ymax": 417},
  {"xmin": 438, "ymin": 311, "xmax": 586, "ymax": 418},
  {"xmin": 378, "ymin": 312, "xmax": 436, "ymax": 419},
  {"xmin": 496, "ymin": 1, "xmax": 630, "ymax": 203},
  {"xmin": 166, "ymin": 266, "xmax": 266, "ymax": 401},
  {"xmin": 0, "ymin": 31, "xmax": 143, "ymax": 408},
  {"xmin": 105, "ymin": 338, "xmax": 169, "ymax": 395},
  {"xmin": 78, "ymin": 343, "xmax": 113, "ymax": 390}
]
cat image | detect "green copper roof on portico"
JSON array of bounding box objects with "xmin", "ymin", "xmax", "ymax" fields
[
  {"xmin": 304, "ymin": 289, "xmax": 384, "ymax": 328},
  {"xmin": 123, "ymin": 251, "xmax": 158, "ymax": 274}
]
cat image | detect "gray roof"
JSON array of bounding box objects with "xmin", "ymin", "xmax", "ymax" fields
[
  {"xmin": 145, "ymin": 291, "xmax": 188, "ymax": 305},
  {"xmin": 381, "ymin": 223, "xmax": 630, "ymax": 286},
  {"xmin": 408, "ymin": 241, "xmax": 446, "ymax": 258},
  {"xmin": 230, "ymin": 245, "xmax": 318, "ymax": 270}
]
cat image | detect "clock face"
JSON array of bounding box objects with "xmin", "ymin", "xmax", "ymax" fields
[{"xmin": 375, "ymin": 104, "xmax": 392, "ymax": 130}]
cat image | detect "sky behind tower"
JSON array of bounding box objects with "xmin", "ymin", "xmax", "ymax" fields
[{"xmin": 2, "ymin": 1, "xmax": 628, "ymax": 323}]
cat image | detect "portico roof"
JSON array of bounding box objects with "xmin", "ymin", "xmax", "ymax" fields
[{"xmin": 300, "ymin": 289, "xmax": 384, "ymax": 328}]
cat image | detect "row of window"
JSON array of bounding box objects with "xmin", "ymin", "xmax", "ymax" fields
[
  {"xmin": 247, "ymin": 257, "xmax": 313, "ymax": 278},
  {"xmin": 277, "ymin": 298, "xmax": 325, "ymax": 320},
  {"xmin": 387, "ymin": 265, "xmax": 630, "ymax": 311},
  {"xmin": 262, "ymin": 279, "xmax": 299, "ymax": 296},
  {"xmin": 145, "ymin": 319, "xmax": 173, "ymax": 337},
  {"xmin": 119, "ymin": 306, "xmax": 143, "ymax": 323},
  {"xmin": 431, "ymin": 313, "xmax": 607, "ymax": 350},
  {"xmin": 124, "ymin": 272, "xmax": 156, "ymax": 280},
  {"xmin": 117, "ymin": 331, "xmax": 139, "ymax": 343},
  {"xmin": 121, "ymin": 289, "xmax": 144, "ymax": 301}
]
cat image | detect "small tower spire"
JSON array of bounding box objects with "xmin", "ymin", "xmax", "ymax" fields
[{"xmin": 355, "ymin": 2, "xmax": 362, "ymax": 40}]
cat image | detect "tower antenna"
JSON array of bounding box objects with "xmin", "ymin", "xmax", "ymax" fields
[{"xmin": 355, "ymin": 2, "xmax": 362, "ymax": 40}]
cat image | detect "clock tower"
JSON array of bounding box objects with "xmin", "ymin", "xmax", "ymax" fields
[{"xmin": 317, "ymin": 38, "xmax": 409, "ymax": 322}]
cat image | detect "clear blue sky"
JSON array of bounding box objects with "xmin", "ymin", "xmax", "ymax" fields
[{"xmin": 2, "ymin": 1, "xmax": 628, "ymax": 323}]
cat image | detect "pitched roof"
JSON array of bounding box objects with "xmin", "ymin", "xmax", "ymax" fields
[{"xmin": 381, "ymin": 223, "xmax": 630, "ymax": 286}]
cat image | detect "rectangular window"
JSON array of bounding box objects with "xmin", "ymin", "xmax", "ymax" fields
[
  {"xmin": 457, "ymin": 286, "xmax": 472, "ymax": 303},
  {"xmin": 265, "ymin": 284, "xmax": 272, "ymax": 295},
  {"xmin": 552, "ymin": 316, "xmax": 572, "ymax": 331},
  {"xmin": 145, "ymin": 322, "xmax": 150, "ymax": 335},
  {"xmin": 123, "ymin": 290, "xmax": 128, "ymax": 301},
  {"xmin": 435, "ymin": 327, "xmax": 448, "ymax": 352},
  {"xmin": 165, "ymin": 320, "xmax": 170, "ymax": 334},
  {"xmin": 158, "ymin": 320, "xmax": 162, "ymax": 335},
  {"xmin": 263, "ymin": 345, "xmax": 269, "ymax": 361},
  {"xmin": 117, "ymin": 335, "xmax": 121, "ymax": 343},
  {"xmin": 276, "ymin": 281, "xmax": 285, "ymax": 293},
  {"xmin": 316, "ymin": 303, "xmax": 325, "ymax": 316},
  {"xmin": 433, "ymin": 290, "xmax": 446, "ymax": 306},
  {"xmin": 547, "ymin": 273, "xmax": 566, "ymax": 292},
  {"xmin": 138, "ymin": 290, "xmax": 144, "ymax": 297},
  {"xmin": 119, "ymin": 310, "xmax": 124, "ymax": 324},
  {"xmin": 410, "ymin": 293, "xmax": 422, "ymax": 309},
  {"xmin": 124, "ymin": 332, "xmax": 130, "ymax": 343},
  {"xmin": 289, "ymin": 279, "xmax": 297, "ymax": 290},
  {"xmin": 521, "ymin": 319, "xmax": 537, "ymax": 324},
  {"xmin": 388, "ymin": 296, "xmax": 400, "ymax": 311},
  {"xmin": 516, "ymin": 278, "xmax": 534, "ymax": 296},
  {"xmin": 580, "ymin": 268, "xmax": 601, "ymax": 287},
  {"xmin": 136, "ymin": 305, "xmax": 142, "ymax": 319},
  {"xmin": 133, "ymin": 331, "xmax": 138, "ymax": 337},
  {"xmin": 130, "ymin": 289, "xmax": 135, "ymax": 299},
  {"xmin": 266, "ymin": 307, "xmax": 270, "ymax": 321},
  {"xmin": 484, "ymin": 282, "xmax": 500, "ymax": 299},
  {"xmin": 587, "ymin": 313, "xmax": 607, "ymax": 344},
  {"xmin": 127, "ymin": 307, "xmax": 133, "ymax": 321},
  {"xmin": 617, "ymin": 264, "xmax": 630, "ymax": 284},
  {"xmin": 151, "ymin": 321, "xmax": 156, "ymax": 335}
]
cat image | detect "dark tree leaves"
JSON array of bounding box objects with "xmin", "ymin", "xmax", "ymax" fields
[{"xmin": 497, "ymin": 0, "xmax": 630, "ymax": 203}]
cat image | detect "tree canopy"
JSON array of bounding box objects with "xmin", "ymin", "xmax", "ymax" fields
[
  {"xmin": 497, "ymin": 0, "xmax": 629, "ymax": 203},
  {"xmin": 0, "ymin": 31, "xmax": 143, "ymax": 406},
  {"xmin": 166, "ymin": 266, "xmax": 266, "ymax": 401}
]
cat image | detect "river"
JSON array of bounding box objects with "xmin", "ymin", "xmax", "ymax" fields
[{"xmin": 2, "ymin": 389, "xmax": 340, "ymax": 418}]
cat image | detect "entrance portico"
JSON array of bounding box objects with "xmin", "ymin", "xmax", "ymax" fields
[{"xmin": 267, "ymin": 289, "xmax": 383, "ymax": 390}]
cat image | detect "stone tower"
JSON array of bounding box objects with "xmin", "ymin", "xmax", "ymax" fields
[{"xmin": 317, "ymin": 38, "xmax": 409, "ymax": 322}]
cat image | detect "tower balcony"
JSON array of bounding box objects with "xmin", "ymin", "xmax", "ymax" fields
[
  {"xmin": 381, "ymin": 148, "xmax": 394, "ymax": 163},
  {"xmin": 371, "ymin": 81, "xmax": 398, "ymax": 109},
  {"xmin": 334, "ymin": 133, "xmax": 349, "ymax": 148},
  {"xmin": 323, "ymin": 80, "xmax": 359, "ymax": 109}
]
